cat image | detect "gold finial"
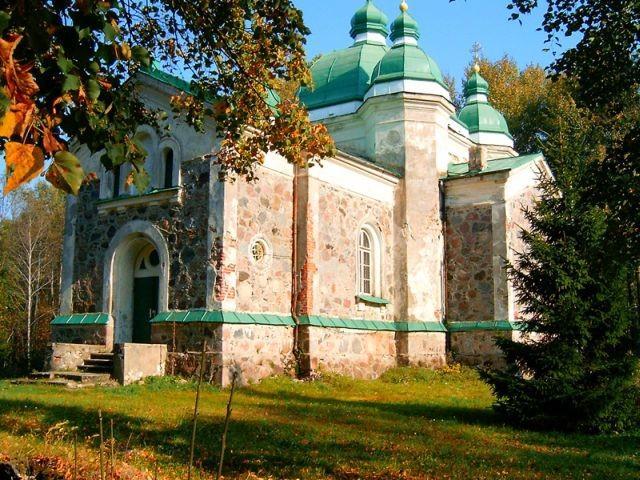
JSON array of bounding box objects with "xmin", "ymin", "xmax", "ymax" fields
[
  {"xmin": 400, "ymin": 0, "xmax": 409, "ymax": 12},
  {"xmin": 473, "ymin": 62, "xmax": 480, "ymax": 73}
]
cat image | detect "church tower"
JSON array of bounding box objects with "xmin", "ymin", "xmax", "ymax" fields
[{"xmin": 301, "ymin": 0, "xmax": 455, "ymax": 330}]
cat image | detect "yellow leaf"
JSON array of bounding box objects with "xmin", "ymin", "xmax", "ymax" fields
[
  {"xmin": 3, "ymin": 142, "xmax": 44, "ymax": 194},
  {"xmin": 0, "ymin": 102, "xmax": 33, "ymax": 138}
]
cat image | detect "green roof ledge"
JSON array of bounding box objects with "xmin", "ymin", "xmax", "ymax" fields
[
  {"xmin": 52, "ymin": 310, "xmax": 522, "ymax": 333},
  {"xmin": 51, "ymin": 313, "xmax": 111, "ymax": 326},
  {"xmin": 446, "ymin": 152, "xmax": 544, "ymax": 179}
]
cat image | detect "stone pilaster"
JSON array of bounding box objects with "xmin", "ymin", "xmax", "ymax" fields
[
  {"xmin": 60, "ymin": 194, "xmax": 78, "ymax": 315},
  {"xmin": 208, "ymin": 175, "xmax": 238, "ymax": 311}
]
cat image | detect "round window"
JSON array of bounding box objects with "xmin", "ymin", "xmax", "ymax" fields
[{"xmin": 249, "ymin": 237, "xmax": 271, "ymax": 268}]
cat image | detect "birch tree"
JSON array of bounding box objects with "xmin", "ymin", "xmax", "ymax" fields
[{"xmin": 4, "ymin": 185, "xmax": 63, "ymax": 371}]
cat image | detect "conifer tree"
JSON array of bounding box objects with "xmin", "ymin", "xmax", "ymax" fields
[{"xmin": 481, "ymin": 113, "xmax": 640, "ymax": 433}]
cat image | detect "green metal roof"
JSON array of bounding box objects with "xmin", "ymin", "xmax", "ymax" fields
[
  {"xmin": 151, "ymin": 310, "xmax": 295, "ymax": 327},
  {"xmin": 51, "ymin": 313, "xmax": 111, "ymax": 326},
  {"xmin": 141, "ymin": 63, "xmax": 194, "ymax": 94},
  {"xmin": 458, "ymin": 101, "xmax": 512, "ymax": 136},
  {"xmin": 298, "ymin": 316, "xmax": 446, "ymax": 332},
  {"xmin": 350, "ymin": 0, "xmax": 389, "ymax": 38},
  {"xmin": 389, "ymin": 10, "xmax": 420, "ymax": 42},
  {"xmin": 141, "ymin": 63, "xmax": 278, "ymax": 111},
  {"xmin": 371, "ymin": 44, "xmax": 446, "ymax": 87},
  {"xmin": 458, "ymin": 69, "xmax": 511, "ymax": 137},
  {"xmin": 357, "ymin": 294, "xmax": 390, "ymax": 305},
  {"xmin": 53, "ymin": 308, "xmax": 518, "ymax": 333},
  {"xmin": 447, "ymin": 320, "xmax": 524, "ymax": 332},
  {"xmin": 464, "ymin": 71, "xmax": 489, "ymax": 97},
  {"xmin": 150, "ymin": 310, "xmax": 447, "ymax": 332},
  {"xmin": 299, "ymin": 42, "xmax": 388, "ymax": 110},
  {"xmin": 446, "ymin": 152, "xmax": 543, "ymax": 179}
]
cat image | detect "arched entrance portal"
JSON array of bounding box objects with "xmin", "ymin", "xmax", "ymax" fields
[
  {"xmin": 103, "ymin": 221, "xmax": 170, "ymax": 346},
  {"xmin": 132, "ymin": 245, "xmax": 160, "ymax": 343}
]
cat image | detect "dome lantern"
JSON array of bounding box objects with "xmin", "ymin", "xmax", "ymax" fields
[
  {"xmin": 457, "ymin": 64, "xmax": 513, "ymax": 146},
  {"xmin": 350, "ymin": 0, "xmax": 389, "ymax": 46},
  {"xmin": 389, "ymin": 1, "xmax": 420, "ymax": 46}
]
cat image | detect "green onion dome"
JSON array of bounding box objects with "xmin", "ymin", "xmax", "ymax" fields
[
  {"xmin": 389, "ymin": 1, "xmax": 419, "ymax": 42},
  {"xmin": 370, "ymin": 2, "xmax": 446, "ymax": 88},
  {"xmin": 458, "ymin": 65, "xmax": 512, "ymax": 138},
  {"xmin": 350, "ymin": 0, "xmax": 389, "ymax": 38},
  {"xmin": 299, "ymin": 1, "xmax": 388, "ymax": 111}
]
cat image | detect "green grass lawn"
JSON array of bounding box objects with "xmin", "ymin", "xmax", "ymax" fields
[{"xmin": 0, "ymin": 367, "xmax": 638, "ymax": 479}]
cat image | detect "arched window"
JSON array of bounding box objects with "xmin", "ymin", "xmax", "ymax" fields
[
  {"xmin": 357, "ymin": 226, "xmax": 381, "ymax": 296},
  {"xmin": 113, "ymin": 164, "xmax": 122, "ymax": 197},
  {"xmin": 162, "ymin": 147, "xmax": 174, "ymax": 188}
]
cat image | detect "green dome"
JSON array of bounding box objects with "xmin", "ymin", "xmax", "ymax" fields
[
  {"xmin": 458, "ymin": 102, "xmax": 511, "ymax": 136},
  {"xmin": 458, "ymin": 69, "xmax": 511, "ymax": 137},
  {"xmin": 371, "ymin": 45, "xmax": 445, "ymax": 86},
  {"xmin": 350, "ymin": 0, "xmax": 389, "ymax": 38},
  {"xmin": 371, "ymin": 4, "xmax": 445, "ymax": 88},
  {"xmin": 389, "ymin": 11, "xmax": 419, "ymax": 42},
  {"xmin": 464, "ymin": 70, "xmax": 489, "ymax": 97},
  {"xmin": 299, "ymin": 42, "xmax": 388, "ymax": 110}
]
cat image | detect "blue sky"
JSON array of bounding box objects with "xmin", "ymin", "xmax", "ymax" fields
[{"xmin": 297, "ymin": 0, "xmax": 566, "ymax": 87}]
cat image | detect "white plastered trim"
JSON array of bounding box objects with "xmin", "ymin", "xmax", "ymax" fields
[
  {"xmin": 308, "ymin": 101, "xmax": 363, "ymax": 122},
  {"xmin": 353, "ymin": 32, "xmax": 387, "ymax": 45},
  {"xmin": 470, "ymin": 131, "xmax": 515, "ymax": 148},
  {"xmin": 364, "ymin": 79, "xmax": 451, "ymax": 102}
]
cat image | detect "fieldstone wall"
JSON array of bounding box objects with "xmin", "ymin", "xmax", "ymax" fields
[
  {"xmin": 445, "ymin": 205, "xmax": 494, "ymax": 323},
  {"xmin": 50, "ymin": 324, "xmax": 111, "ymax": 345},
  {"xmin": 305, "ymin": 326, "xmax": 397, "ymax": 379},
  {"xmin": 220, "ymin": 324, "xmax": 295, "ymax": 386},
  {"xmin": 450, "ymin": 330, "xmax": 513, "ymax": 367},
  {"xmin": 153, "ymin": 323, "xmax": 294, "ymax": 386},
  {"xmin": 235, "ymin": 168, "xmax": 293, "ymax": 314},
  {"xmin": 404, "ymin": 332, "xmax": 447, "ymax": 367},
  {"xmin": 72, "ymin": 158, "xmax": 211, "ymax": 313},
  {"xmin": 151, "ymin": 323, "xmax": 223, "ymax": 352},
  {"xmin": 316, "ymin": 183, "xmax": 394, "ymax": 320},
  {"xmin": 48, "ymin": 343, "xmax": 108, "ymax": 371}
]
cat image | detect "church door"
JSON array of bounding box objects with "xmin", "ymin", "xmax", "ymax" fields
[{"xmin": 132, "ymin": 246, "xmax": 161, "ymax": 343}]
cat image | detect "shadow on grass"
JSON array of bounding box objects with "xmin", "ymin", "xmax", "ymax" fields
[{"xmin": 0, "ymin": 388, "xmax": 638, "ymax": 479}]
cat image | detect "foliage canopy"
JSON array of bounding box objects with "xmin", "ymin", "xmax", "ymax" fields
[{"xmin": 0, "ymin": 0, "xmax": 335, "ymax": 195}]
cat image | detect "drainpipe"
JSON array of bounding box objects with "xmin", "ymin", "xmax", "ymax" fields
[
  {"xmin": 290, "ymin": 167, "xmax": 302, "ymax": 376},
  {"xmin": 439, "ymin": 179, "xmax": 451, "ymax": 356}
]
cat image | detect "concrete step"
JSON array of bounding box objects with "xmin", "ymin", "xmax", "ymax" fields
[
  {"xmin": 28, "ymin": 372, "xmax": 55, "ymax": 380},
  {"xmin": 53, "ymin": 371, "xmax": 112, "ymax": 383},
  {"xmin": 17, "ymin": 371, "xmax": 113, "ymax": 387},
  {"xmin": 78, "ymin": 364, "xmax": 113, "ymax": 374},
  {"xmin": 83, "ymin": 358, "xmax": 114, "ymax": 367},
  {"xmin": 12, "ymin": 378, "xmax": 90, "ymax": 388},
  {"xmin": 90, "ymin": 352, "xmax": 114, "ymax": 360}
]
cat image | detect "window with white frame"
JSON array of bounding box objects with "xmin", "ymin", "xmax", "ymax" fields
[{"xmin": 357, "ymin": 225, "xmax": 381, "ymax": 297}]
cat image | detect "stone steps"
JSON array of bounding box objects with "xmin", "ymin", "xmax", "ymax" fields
[
  {"xmin": 78, "ymin": 352, "xmax": 115, "ymax": 375},
  {"xmin": 17, "ymin": 371, "xmax": 113, "ymax": 387}
]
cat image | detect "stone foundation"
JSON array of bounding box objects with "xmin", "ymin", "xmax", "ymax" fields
[
  {"xmin": 449, "ymin": 330, "xmax": 513, "ymax": 368},
  {"xmin": 404, "ymin": 332, "xmax": 447, "ymax": 367},
  {"xmin": 220, "ymin": 324, "xmax": 295, "ymax": 386},
  {"xmin": 48, "ymin": 343, "xmax": 109, "ymax": 371},
  {"xmin": 51, "ymin": 324, "xmax": 112, "ymax": 345},
  {"xmin": 304, "ymin": 326, "xmax": 397, "ymax": 379},
  {"xmin": 151, "ymin": 323, "xmax": 222, "ymax": 352}
]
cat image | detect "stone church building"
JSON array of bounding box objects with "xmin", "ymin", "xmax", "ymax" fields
[{"xmin": 51, "ymin": 1, "xmax": 550, "ymax": 384}]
